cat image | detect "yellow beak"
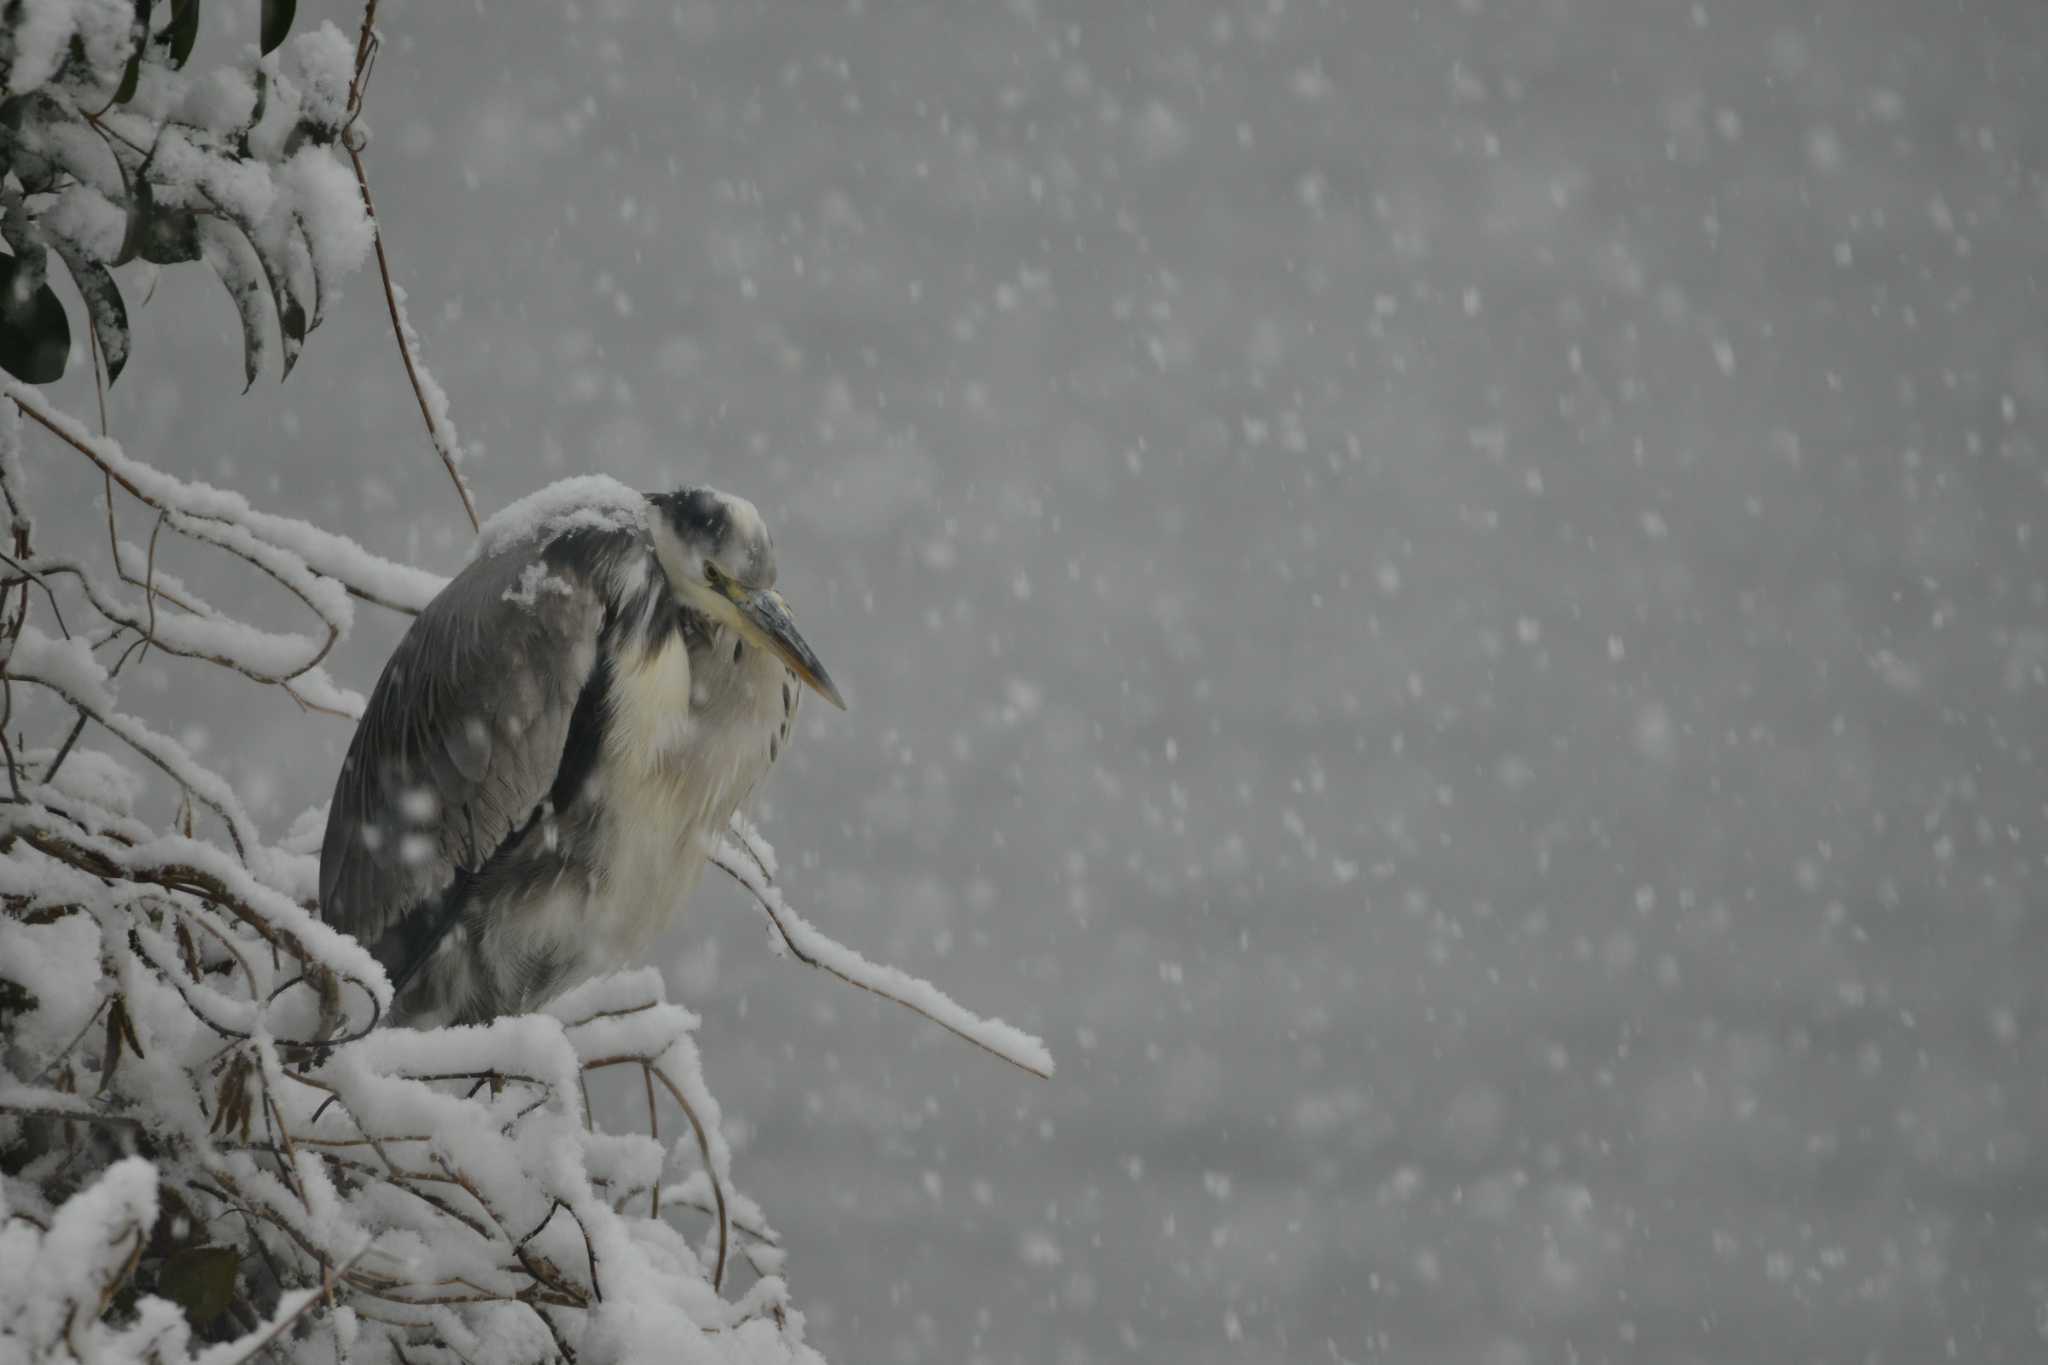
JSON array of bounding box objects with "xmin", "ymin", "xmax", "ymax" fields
[{"xmin": 727, "ymin": 584, "xmax": 845, "ymax": 709}]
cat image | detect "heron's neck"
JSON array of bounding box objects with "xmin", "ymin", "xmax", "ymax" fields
[{"xmin": 685, "ymin": 617, "xmax": 788, "ymax": 724}]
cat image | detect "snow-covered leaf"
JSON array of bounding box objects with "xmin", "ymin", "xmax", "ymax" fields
[
  {"xmin": 161, "ymin": 0, "xmax": 199, "ymax": 70},
  {"xmin": 49, "ymin": 235, "xmax": 130, "ymax": 380},
  {"xmin": 199, "ymin": 214, "xmax": 269, "ymax": 388},
  {"xmin": 258, "ymin": 0, "xmax": 293, "ymax": 56},
  {"xmin": 110, "ymin": 0, "xmax": 149, "ymax": 104}
]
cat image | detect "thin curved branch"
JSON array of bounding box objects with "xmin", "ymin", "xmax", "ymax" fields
[
  {"xmin": 0, "ymin": 560, "xmax": 73, "ymax": 639},
  {"xmin": 0, "ymin": 681, "xmax": 20, "ymax": 802},
  {"xmin": 718, "ymin": 815, "xmax": 1057, "ymax": 1079},
  {"xmin": 341, "ymin": 0, "xmax": 477, "ymax": 536},
  {"xmin": 40, "ymin": 710, "xmax": 89, "ymax": 786},
  {"xmin": 582, "ymin": 1055, "xmax": 728, "ymax": 1293},
  {"xmin": 1, "ymin": 553, "xmax": 338, "ymax": 686},
  {"xmin": 344, "ymin": 145, "xmax": 478, "ymax": 535}
]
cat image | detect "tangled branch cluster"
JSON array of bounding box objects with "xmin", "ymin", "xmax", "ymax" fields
[
  {"xmin": 0, "ymin": 378, "xmax": 824, "ymax": 1363},
  {"xmin": 0, "ymin": 5, "xmax": 821, "ymax": 1360}
]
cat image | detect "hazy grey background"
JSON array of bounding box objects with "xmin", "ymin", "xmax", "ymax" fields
[{"xmin": 45, "ymin": 0, "xmax": 2048, "ymax": 1360}]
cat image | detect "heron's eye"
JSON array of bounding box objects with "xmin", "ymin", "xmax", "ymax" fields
[{"xmin": 702, "ymin": 560, "xmax": 730, "ymax": 589}]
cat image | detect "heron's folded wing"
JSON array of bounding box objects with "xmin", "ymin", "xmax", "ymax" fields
[{"xmin": 318, "ymin": 530, "xmax": 620, "ymax": 952}]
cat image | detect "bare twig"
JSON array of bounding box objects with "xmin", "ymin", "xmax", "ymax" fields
[
  {"xmin": 642, "ymin": 1062, "xmax": 661, "ymax": 1218},
  {"xmin": 584, "ymin": 1056, "xmax": 728, "ymax": 1292},
  {"xmin": 0, "ymin": 680, "xmax": 20, "ymax": 802},
  {"xmin": 138, "ymin": 510, "xmax": 164, "ymax": 670},
  {"xmin": 87, "ymin": 318, "xmax": 108, "ymax": 436},
  {"xmin": 516, "ymin": 1200, "xmax": 602, "ymax": 1305},
  {"xmin": 341, "ymin": 0, "xmax": 478, "ymax": 536},
  {"xmin": 347, "ymin": 0, "xmax": 382, "ymax": 129},
  {"xmin": 344, "ymin": 149, "xmax": 478, "ymax": 534},
  {"xmin": 0, "ymin": 554, "xmax": 73, "ymax": 638},
  {"xmin": 41, "ymin": 709, "xmax": 88, "ymax": 785},
  {"xmin": 102, "ymin": 472, "xmax": 118, "ymax": 564},
  {"xmin": 0, "ymin": 1091, "xmax": 144, "ymax": 1128}
]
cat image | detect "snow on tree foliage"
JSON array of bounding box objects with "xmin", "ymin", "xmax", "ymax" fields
[
  {"xmin": 0, "ymin": 4, "xmax": 1048, "ymax": 1361},
  {"xmin": 0, "ymin": 0, "xmax": 370, "ymax": 389}
]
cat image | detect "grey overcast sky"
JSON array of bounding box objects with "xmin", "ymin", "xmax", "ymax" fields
[{"xmin": 52, "ymin": 1, "xmax": 2048, "ymax": 1361}]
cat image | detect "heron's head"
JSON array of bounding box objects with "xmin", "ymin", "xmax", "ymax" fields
[{"xmin": 647, "ymin": 487, "xmax": 844, "ymax": 708}]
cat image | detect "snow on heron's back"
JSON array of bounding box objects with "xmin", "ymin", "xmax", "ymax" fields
[{"xmin": 472, "ymin": 476, "xmax": 649, "ymax": 560}]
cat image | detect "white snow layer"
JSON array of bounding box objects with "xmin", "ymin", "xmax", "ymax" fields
[
  {"xmin": 5, "ymin": 382, "xmax": 446, "ymax": 613},
  {"xmin": 474, "ymin": 474, "xmax": 651, "ymax": 560}
]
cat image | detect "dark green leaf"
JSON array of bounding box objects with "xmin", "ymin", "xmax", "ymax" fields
[
  {"xmin": 290, "ymin": 211, "xmax": 324, "ymax": 328},
  {"xmin": 156, "ymin": 1245, "xmax": 239, "ymax": 1329},
  {"xmin": 0, "ymin": 92, "xmax": 70, "ymax": 195},
  {"xmin": 0, "ymin": 976, "xmax": 37, "ymax": 1020},
  {"xmin": 163, "ymin": 0, "xmax": 200, "ymax": 70},
  {"xmin": 112, "ymin": 49, "xmax": 143, "ymax": 104},
  {"xmin": 206, "ymin": 210, "xmax": 305, "ymax": 378},
  {"xmin": 259, "ymin": 0, "xmax": 294, "ymax": 56},
  {"xmin": 147, "ymin": 1184, "xmax": 199, "ymax": 1259},
  {"xmin": 137, "ymin": 202, "xmax": 201, "ymax": 265},
  {"xmin": 99, "ymin": 994, "xmax": 131, "ymax": 1087},
  {"xmin": 0, "ymin": 90, "xmax": 62, "ymax": 134},
  {"xmin": 113, "ymin": 0, "xmax": 152, "ymax": 104},
  {"xmin": 0, "ymin": 254, "xmax": 72, "ymax": 384},
  {"xmin": 244, "ymin": 68, "xmax": 267, "ymax": 134},
  {"xmin": 200, "ymin": 220, "xmax": 268, "ymax": 389},
  {"xmin": 50, "ymin": 244, "xmax": 130, "ymax": 383},
  {"xmin": 277, "ymin": 291, "xmax": 305, "ymax": 377},
  {"xmin": 109, "ymin": 150, "xmax": 146, "ymax": 266}
]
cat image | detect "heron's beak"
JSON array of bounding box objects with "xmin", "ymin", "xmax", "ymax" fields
[{"xmin": 729, "ymin": 585, "xmax": 845, "ymax": 709}]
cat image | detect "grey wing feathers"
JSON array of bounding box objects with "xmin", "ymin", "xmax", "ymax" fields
[{"xmin": 318, "ymin": 532, "xmax": 615, "ymax": 951}]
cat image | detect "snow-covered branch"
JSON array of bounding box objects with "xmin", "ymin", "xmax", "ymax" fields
[
  {"xmin": 6, "ymin": 379, "xmax": 444, "ymax": 617},
  {"xmin": 718, "ymin": 814, "xmax": 1055, "ymax": 1080}
]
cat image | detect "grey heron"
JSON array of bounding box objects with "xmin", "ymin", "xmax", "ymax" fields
[{"xmin": 319, "ymin": 483, "xmax": 842, "ymax": 1027}]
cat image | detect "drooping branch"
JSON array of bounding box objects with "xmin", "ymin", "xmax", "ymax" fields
[
  {"xmin": 717, "ymin": 813, "xmax": 1056, "ymax": 1080},
  {"xmin": 344, "ymin": 0, "xmax": 481, "ymax": 536}
]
